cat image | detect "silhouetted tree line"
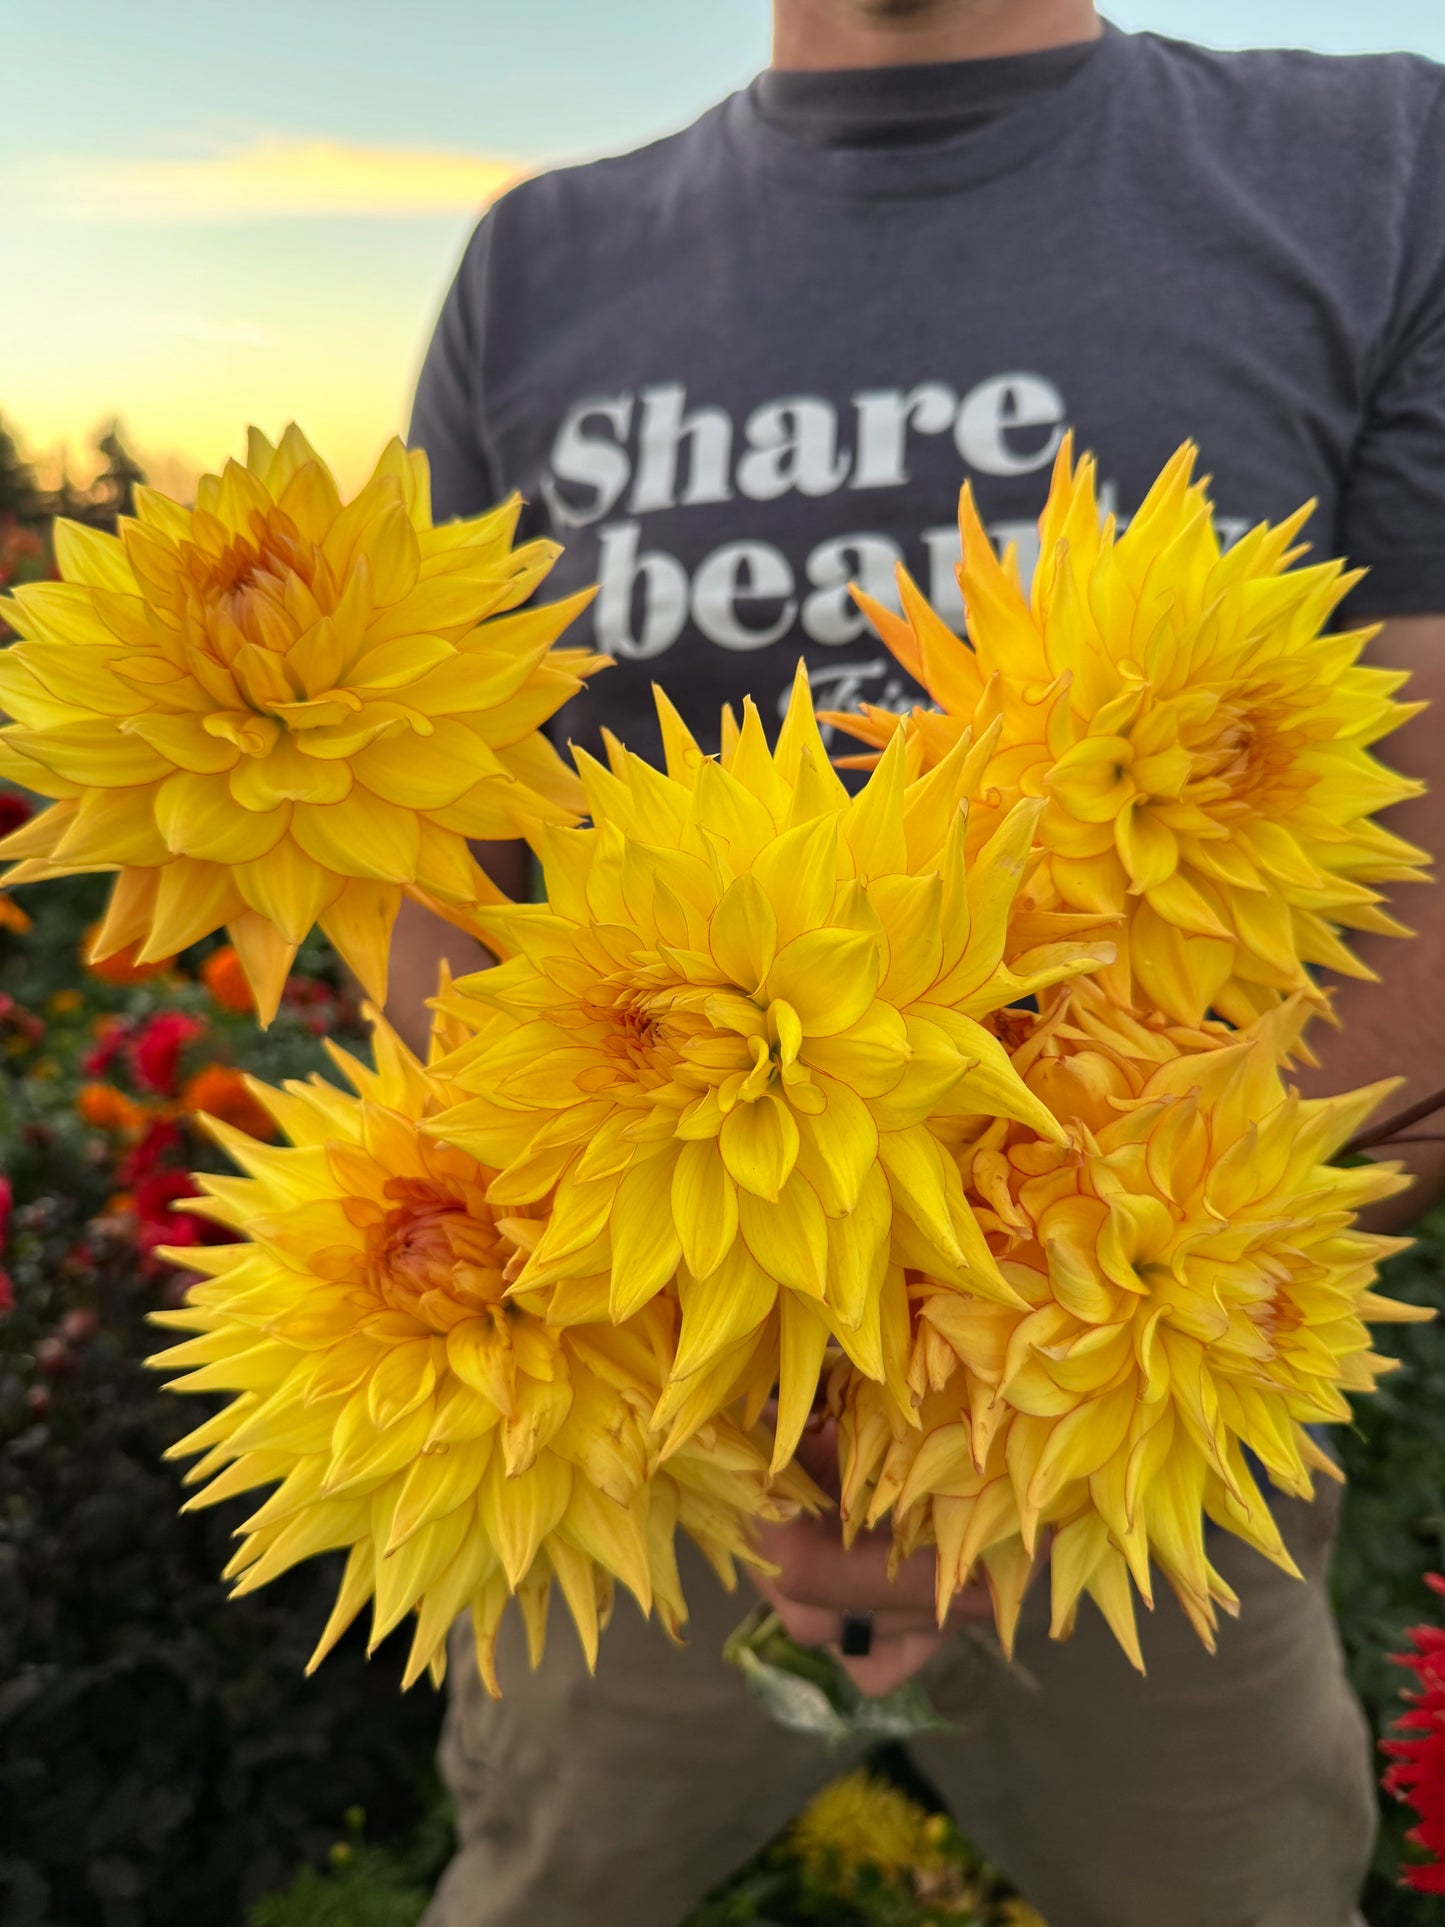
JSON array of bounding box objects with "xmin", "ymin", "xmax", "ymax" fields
[{"xmin": 0, "ymin": 415, "xmax": 146, "ymax": 537}]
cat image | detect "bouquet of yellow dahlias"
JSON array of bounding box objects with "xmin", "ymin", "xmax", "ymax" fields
[{"xmin": 2, "ymin": 425, "xmax": 1430, "ymax": 1697}]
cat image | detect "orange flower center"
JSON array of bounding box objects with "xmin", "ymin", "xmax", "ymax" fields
[
  {"xmin": 180, "ymin": 511, "xmax": 320, "ymax": 652},
  {"xmin": 366, "ymin": 1177, "xmax": 514, "ymax": 1329}
]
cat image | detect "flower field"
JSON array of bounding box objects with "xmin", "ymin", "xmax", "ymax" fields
[{"xmin": 1, "ymin": 426, "xmax": 1444, "ymax": 1926}]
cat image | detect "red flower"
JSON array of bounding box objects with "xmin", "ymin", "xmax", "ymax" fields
[
  {"xmin": 0, "ymin": 1270, "xmax": 14, "ymax": 1316},
  {"xmin": 117, "ymin": 1118, "xmax": 183, "ymax": 1187},
  {"xmin": 83, "ymin": 1017, "xmax": 129, "ymax": 1078},
  {"xmin": 130, "ymin": 1012, "xmax": 205, "ymax": 1097},
  {"xmin": 0, "ymin": 789, "xmax": 33, "ymax": 839},
  {"xmin": 134, "ymin": 1169, "xmax": 203, "ymax": 1255},
  {"xmin": 1383, "ymin": 1573, "xmax": 1445, "ymax": 1893},
  {"xmin": 0, "ymin": 1174, "xmax": 10, "ymax": 1253}
]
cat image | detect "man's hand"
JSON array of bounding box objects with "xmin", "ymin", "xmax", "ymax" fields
[
  {"xmin": 752, "ymin": 1507, "xmax": 997, "ymax": 1696},
  {"xmin": 751, "ymin": 1416, "xmax": 997, "ymax": 1696}
]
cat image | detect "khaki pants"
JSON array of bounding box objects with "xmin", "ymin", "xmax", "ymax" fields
[{"xmin": 423, "ymin": 1480, "xmax": 1375, "ymax": 1927}]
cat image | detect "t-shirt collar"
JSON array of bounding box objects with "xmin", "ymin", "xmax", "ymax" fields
[{"xmin": 723, "ymin": 19, "xmax": 1128, "ymax": 200}]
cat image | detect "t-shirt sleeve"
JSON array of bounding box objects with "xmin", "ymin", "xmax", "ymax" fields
[
  {"xmin": 1339, "ymin": 76, "xmax": 1445, "ymax": 616},
  {"xmin": 408, "ymin": 217, "xmax": 500, "ymax": 525}
]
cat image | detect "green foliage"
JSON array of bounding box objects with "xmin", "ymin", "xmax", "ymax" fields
[
  {"xmin": 0, "ymin": 863, "xmax": 443, "ymax": 1927},
  {"xmin": 248, "ymin": 1804, "xmax": 454, "ymax": 1927}
]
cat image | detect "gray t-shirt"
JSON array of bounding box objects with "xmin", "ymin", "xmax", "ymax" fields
[{"xmin": 410, "ymin": 24, "xmax": 1445, "ymax": 766}]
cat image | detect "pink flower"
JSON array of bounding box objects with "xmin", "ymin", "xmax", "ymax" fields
[
  {"xmin": 130, "ymin": 1012, "xmax": 205, "ymax": 1097},
  {"xmin": 0, "ymin": 1174, "xmax": 11, "ymax": 1253}
]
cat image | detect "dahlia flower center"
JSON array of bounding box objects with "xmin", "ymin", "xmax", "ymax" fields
[
  {"xmin": 367, "ymin": 1179, "xmax": 511, "ymax": 1328},
  {"xmin": 167, "ymin": 510, "xmax": 361, "ymax": 734},
  {"xmin": 1203, "ymin": 698, "xmax": 1316, "ymax": 814}
]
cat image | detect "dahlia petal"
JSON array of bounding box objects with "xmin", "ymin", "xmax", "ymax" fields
[
  {"xmin": 793, "ymin": 1073, "xmax": 878, "ymax": 1217},
  {"xmin": 87, "ymin": 864, "xmax": 160, "ymax": 960},
  {"xmin": 738, "ymin": 1176, "xmax": 827, "ymax": 1300},
  {"xmin": 125, "ymin": 710, "xmax": 241, "ymax": 773},
  {"xmin": 51, "ymin": 784, "xmax": 169, "ymax": 867},
  {"xmin": 673, "ymin": 1245, "xmax": 777, "ymax": 1380},
  {"xmin": 155, "ymin": 770, "xmax": 290, "ymax": 863},
  {"xmin": 350, "ymin": 716, "xmax": 502, "ymax": 808},
  {"xmin": 140, "ymin": 858, "xmax": 246, "ymax": 961},
  {"xmin": 52, "ymin": 518, "xmax": 138, "ymax": 593},
  {"xmin": 608, "ymin": 1153, "xmax": 683, "ymax": 1320},
  {"xmin": 7, "ymin": 641, "xmax": 139, "ymax": 718},
  {"xmin": 670, "ymin": 1140, "xmax": 740, "ymax": 1280},
  {"xmin": 230, "ymin": 736, "xmax": 354, "ymax": 810},
  {"xmin": 766, "ymin": 929, "xmax": 879, "ymax": 1036},
  {"xmin": 1143, "ymin": 869, "xmax": 1233, "ymax": 941},
  {"xmin": 719, "ymin": 1093, "xmax": 800, "ymax": 1203},
  {"xmin": 4, "ymin": 719, "xmax": 169, "ymax": 787},
  {"xmin": 1115, "ymin": 804, "xmax": 1178, "ymax": 893},
  {"xmin": 558, "ymin": 1479, "xmax": 653, "ymax": 1612},
  {"xmin": 228, "ymin": 909, "xmax": 298, "ymax": 1025},
  {"xmin": 349, "ymin": 631, "xmax": 454, "ymax": 691},
  {"xmin": 235, "ymin": 837, "xmax": 344, "ymax": 944},
  {"xmin": 773, "ymin": 1294, "xmax": 831, "ymax": 1476},
  {"xmin": 709, "ymin": 872, "xmax": 778, "ymax": 993},
  {"xmin": 291, "ymin": 790, "xmax": 421, "ymax": 882},
  {"xmin": 0, "ymin": 734, "xmax": 84, "ymax": 797},
  {"xmin": 480, "ymin": 1452, "xmax": 573, "ymax": 1592},
  {"xmin": 824, "ymin": 1165, "xmax": 891, "ymax": 1331}
]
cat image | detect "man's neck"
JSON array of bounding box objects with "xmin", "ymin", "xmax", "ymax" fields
[{"xmin": 771, "ymin": 0, "xmax": 1102, "ymax": 71}]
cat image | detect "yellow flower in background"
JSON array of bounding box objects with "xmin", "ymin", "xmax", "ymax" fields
[
  {"xmin": 792, "ymin": 1768, "xmax": 959, "ymax": 1888},
  {"xmin": 830, "ymin": 439, "xmax": 1428, "ymax": 1028},
  {"xmin": 149, "ymin": 1016, "xmax": 816, "ymax": 1695},
  {"xmin": 429, "ymin": 667, "xmax": 1112, "ymax": 1473},
  {"xmin": 0, "ymin": 426, "xmax": 607, "ymax": 1021},
  {"xmin": 836, "ymin": 993, "xmax": 1427, "ymax": 1667}
]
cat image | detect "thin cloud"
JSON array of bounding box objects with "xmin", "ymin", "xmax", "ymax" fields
[
  {"xmin": 142, "ymin": 311, "xmax": 277, "ymax": 348},
  {"xmin": 57, "ymin": 134, "xmax": 525, "ymax": 221}
]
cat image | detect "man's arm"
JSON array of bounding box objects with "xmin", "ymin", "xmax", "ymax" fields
[
  {"xmin": 383, "ymin": 839, "xmax": 531, "ymax": 1057},
  {"xmin": 1294, "ymin": 614, "xmax": 1445, "ymax": 1229}
]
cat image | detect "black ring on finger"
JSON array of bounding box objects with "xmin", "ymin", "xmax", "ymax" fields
[{"xmin": 840, "ymin": 1609, "xmax": 874, "ymax": 1658}]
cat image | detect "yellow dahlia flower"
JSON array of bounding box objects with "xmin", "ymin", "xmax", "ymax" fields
[
  {"xmin": 831, "ymin": 439, "xmax": 1428, "ymax": 1027},
  {"xmin": 428, "ymin": 668, "xmax": 1111, "ymax": 1472},
  {"xmin": 836, "ymin": 995, "xmax": 1425, "ymax": 1666},
  {"xmin": 149, "ymin": 1015, "xmax": 814, "ymax": 1694},
  {"xmin": 791, "ymin": 1769, "xmax": 968, "ymax": 1898},
  {"xmin": 0, "ymin": 426, "xmax": 606, "ymax": 1021}
]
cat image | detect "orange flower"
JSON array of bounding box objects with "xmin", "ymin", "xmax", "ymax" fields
[
  {"xmin": 77, "ymin": 1082, "xmax": 151, "ymax": 1131},
  {"xmin": 182, "ymin": 1064, "xmax": 277, "ymax": 1141},
  {"xmin": 84, "ymin": 925, "xmax": 174, "ymax": 984},
  {"xmin": 0, "ymin": 893, "xmax": 29, "ymax": 933},
  {"xmin": 201, "ymin": 944, "xmax": 255, "ymax": 1015}
]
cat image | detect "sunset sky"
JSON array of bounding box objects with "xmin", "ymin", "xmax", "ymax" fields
[{"xmin": 8, "ymin": 0, "xmax": 1444, "ymax": 493}]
